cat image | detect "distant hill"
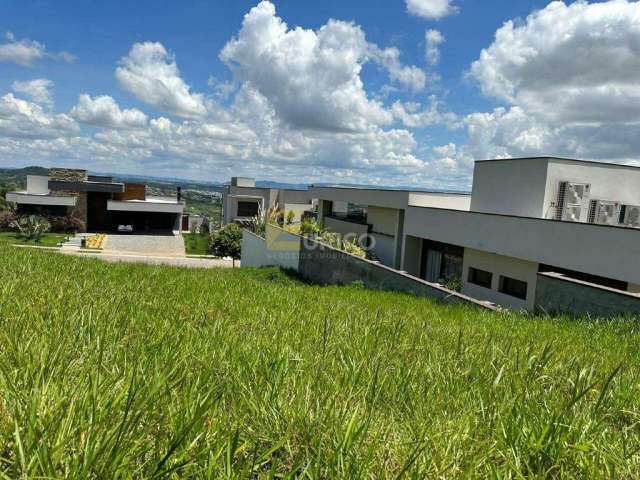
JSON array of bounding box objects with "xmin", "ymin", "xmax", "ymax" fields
[{"xmin": 0, "ymin": 166, "xmax": 49, "ymax": 188}]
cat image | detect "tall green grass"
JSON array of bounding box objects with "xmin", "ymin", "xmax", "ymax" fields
[{"xmin": 0, "ymin": 242, "xmax": 638, "ymax": 478}]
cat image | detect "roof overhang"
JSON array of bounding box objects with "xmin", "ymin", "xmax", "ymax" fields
[
  {"xmin": 228, "ymin": 195, "xmax": 265, "ymax": 200},
  {"xmin": 6, "ymin": 192, "xmax": 76, "ymax": 207},
  {"xmin": 405, "ymin": 206, "xmax": 640, "ymax": 285},
  {"xmin": 107, "ymin": 200, "xmax": 184, "ymax": 214}
]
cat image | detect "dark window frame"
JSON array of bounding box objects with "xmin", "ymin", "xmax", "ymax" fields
[
  {"xmin": 499, "ymin": 275, "xmax": 528, "ymax": 300},
  {"xmin": 468, "ymin": 267, "xmax": 493, "ymax": 289}
]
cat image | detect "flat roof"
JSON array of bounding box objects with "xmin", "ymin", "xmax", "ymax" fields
[
  {"xmin": 310, "ymin": 184, "xmax": 471, "ymax": 196},
  {"xmin": 475, "ymin": 156, "xmax": 640, "ymax": 171}
]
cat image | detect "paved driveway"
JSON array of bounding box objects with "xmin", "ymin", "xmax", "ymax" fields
[{"xmin": 104, "ymin": 233, "xmax": 186, "ymax": 257}]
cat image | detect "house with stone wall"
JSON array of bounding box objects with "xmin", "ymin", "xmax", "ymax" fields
[{"xmin": 6, "ymin": 168, "xmax": 185, "ymax": 233}]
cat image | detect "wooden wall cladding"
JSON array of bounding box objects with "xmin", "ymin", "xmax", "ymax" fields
[{"xmin": 114, "ymin": 183, "xmax": 146, "ymax": 201}]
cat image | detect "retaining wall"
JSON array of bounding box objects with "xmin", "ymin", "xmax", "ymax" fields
[
  {"xmin": 241, "ymin": 224, "xmax": 497, "ymax": 310},
  {"xmin": 535, "ymin": 272, "xmax": 640, "ymax": 317}
]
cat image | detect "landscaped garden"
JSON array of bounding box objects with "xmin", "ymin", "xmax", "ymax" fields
[
  {"xmin": 0, "ymin": 242, "xmax": 638, "ymax": 477},
  {"xmin": 0, "ymin": 210, "xmax": 85, "ymax": 248}
]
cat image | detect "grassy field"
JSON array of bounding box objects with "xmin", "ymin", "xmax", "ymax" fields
[
  {"xmin": 183, "ymin": 232, "xmax": 210, "ymax": 256},
  {"xmin": 0, "ymin": 231, "xmax": 68, "ymax": 247},
  {"xmin": 0, "ymin": 243, "xmax": 639, "ymax": 478}
]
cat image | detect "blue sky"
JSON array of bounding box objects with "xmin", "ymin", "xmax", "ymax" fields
[{"xmin": 1, "ymin": 0, "xmax": 639, "ymax": 188}]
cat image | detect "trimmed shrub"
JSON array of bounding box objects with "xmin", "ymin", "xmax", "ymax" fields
[
  {"xmin": 0, "ymin": 210, "xmax": 17, "ymax": 231},
  {"xmin": 48, "ymin": 215, "xmax": 85, "ymax": 234}
]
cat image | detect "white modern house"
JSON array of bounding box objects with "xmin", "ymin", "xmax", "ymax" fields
[
  {"xmin": 305, "ymin": 158, "xmax": 640, "ymax": 310},
  {"xmin": 6, "ymin": 168, "xmax": 186, "ymax": 233},
  {"xmin": 222, "ymin": 177, "xmax": 313, "ymax": 224},
  {"xmin": 309, "ymin": 185, "xmax": 470, "ymax": 269},
  {"xmin": 402, "ymin": 157, "xmax": 640, "ymax": 309}
]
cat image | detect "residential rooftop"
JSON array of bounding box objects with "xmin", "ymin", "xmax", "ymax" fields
[{"xmin": 475, "ymin": 156, "xmax": 640, "ymax": 170}]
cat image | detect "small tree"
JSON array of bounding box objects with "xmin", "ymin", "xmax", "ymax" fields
[{"xmin": 209, "ymin": 223, "xmax": 242, "ymax": 266}]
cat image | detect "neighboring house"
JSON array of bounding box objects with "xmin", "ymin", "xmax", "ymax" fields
[
  {"xmin": 6, "ymin": 168, "xmax": 185, "ymax": 233},
  {"xmin": 307, "ymin": 157, "xmax": 640, "ymax": 310},
  {"xmin": 402, "ymin": 157, "xmax": 640, "ymax": 309},
  {"xmin": 222, "ymin": 177, "xmax": 313, "ymax": 224},
  {"xmin": 309, "ymin": 185, "xmax": 471, "ymax": 269}
]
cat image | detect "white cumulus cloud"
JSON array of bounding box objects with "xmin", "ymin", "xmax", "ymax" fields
[
  {"xmin": 0, "ymin": 32, "xmax": 75, "ymax": 67},
  {"xmin": 0, "ymin": 32, "xmax": 45, "ymax": 66},
  {"xmin": 116, "ymin": 42, "xmax": 207, "ymax": 119},
  {"xmin": 466, "ymin": 0, "xmax": 640, "ymax": 165},
  {"xmin": 220, "ymin": 1, "xmax": 424, "ymax": 133},
  {"xmin": 0, "ymin": 93, "xmax": 78, "ymax": 139},
  {"xmin": 70, "ymin": 94, "xmax": 148, "ymax": 129},
  {"xmin": 406, "ymin": 0, "xmax": 459, "ymax": 20},
  {"xmin": 425, "ymin": 29, "xmax": 445, "ymax": 66},
  {"xmin": 12, "ymin": 79, "xmax": 54, "ymax": 105}
]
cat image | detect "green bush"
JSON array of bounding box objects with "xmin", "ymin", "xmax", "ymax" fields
[
  {"xmin": 10, "ymin": 215, "xmax": 51, "ymax": 242},
  {"xmin": 300, "ymin": 218, "xmax": 323, "ymax": 237},
  {"xmin": 210, "ymin": 223, "xmax": 242, "ymax": 265}
]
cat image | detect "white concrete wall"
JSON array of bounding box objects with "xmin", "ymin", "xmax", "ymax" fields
[
  {"xmin": 265, "ymin": 224, "xmax": 301, "ymax": 271},
  {"xmin": 543, "ymin": 160, "xmax": 640, "ymax": 219},
  {"xmin": 232, "ymin": 177, "xmax": 256, "ymax": 187},
  {"xmin": 370, "ymin": 233, "xmax": 396, "ymax": 266},
  {"xmin": 223, "ymin": 186, "xmax": 273, "ymax": 223},
  {"xmin": 241, "ymin": 230, "xmax": 268, "ymax": 267},
  {"xmin": 241, "ymin": 225, "xmax": 302, "ymax": 270},
  {"xmin": 462, "ymin": 248, "xmax": 539, "ymax": 310},
  {"xmin": 367, "ymin": 206, "xmax": 400, "ymax": 267},
  {"xmin": 279, "ymin": 189, "xmax": 310, "ymax": 205},
  {"xmin": 471, "ymin": 158, "xmax": 640, "ymax": 221},
  {"xmin": 309, "ymin": 186, "xmax": 410, "ymax": 209},
  {"xmin": 367, "ymin": 206, "xmax": 397, "ymax": 236},
  {"xmin": 26, "ymin": 175, "xmax": 49, "ymax": 194},
  {"xmin": 107, "ymin": 200, "xmax": 184, "ymax": 214},
  {"xmin": 409, "ymin": 192, "xmax": 471, "ymax": 210},
  {"xmin": 470, "ymin": 159, "xmax": 550, "ymax": 217},
  {"xmin": 404, "ymin": 206, "xmax": 640, "ymax": 286}
]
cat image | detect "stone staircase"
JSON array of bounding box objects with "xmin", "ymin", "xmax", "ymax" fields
[{"xmin": 60, "ymin": 233, "xmax": 93, "ymax": 250}]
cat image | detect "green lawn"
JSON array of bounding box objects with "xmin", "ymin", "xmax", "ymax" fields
[
  {"xmin": 0, "ymin": 231, "xmax": 68, "ymax": 247},
  {"xmin": 0, "ymin": 243, "xmax": 639, "ymax": 477},
  {"xmin": 182, "ymin": 232, "xmax": 210, "ymax": 256}
]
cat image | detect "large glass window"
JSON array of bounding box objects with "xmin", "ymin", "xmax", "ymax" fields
[
  {"xmin": 499, "ymin": 276, "xmax": 528, "ymax": 300},
  {"xmin": 421, "ymin": 240, "xmax": 464, "ymax": 290},
  {"xmin": 468, "ymin": 267, "xmax": 493, "ymax": 289},
  {"xmin": 237, "ymin": 201, "xmax": 260, "ymax": 218}
]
